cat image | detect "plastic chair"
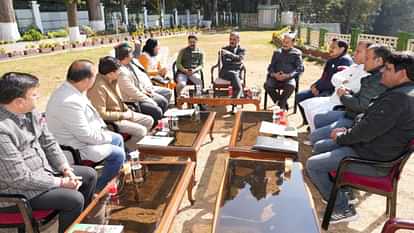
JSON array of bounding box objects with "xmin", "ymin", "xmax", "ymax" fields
[
  {"xmin": 381, "ymin": 218, "xmax": 414, "ymax": 233},
  {"xmin": 263, "ymin": 73, "xmax": 301, "ymax": 113}
]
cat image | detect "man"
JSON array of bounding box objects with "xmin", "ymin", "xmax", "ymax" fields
[
  {"xmin": 300, "ymin": 41, "xmax": 371, "ymax": 131},
  {"xmin": 264, "ymin": 32, "xmax": 304, "ymax": 110},
  {"xmin": 310, "ymin": 44, "xmax": 390, "ymax": 153},
  {"xmin": 88, "ymin": 56, "xmax": 153, "ymax": 150},
  {"xmin": 0, "ymin": 72, "xmax": 97, "ymax": 233},
  {"xmin": 175, "ymin": 34, "xmax": 204, "ymax": 97},
  {"xmin": 46, "ymin": 60, "xmax": 126, "ymax": 191},
  {"xmin": 306, "ymin": 52, "xmax": 414, "ymax": 224},
  {"xmin": 220, "ymin": 31, "xmax": 246, "ymax": 98},
  {"xmin": 116, "ymin": 43, "xmax": 167, "ymax": 124}
]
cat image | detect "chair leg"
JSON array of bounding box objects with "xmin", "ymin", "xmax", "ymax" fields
[
  {"xmin": 322, "ymin": 184, "xmax": 340, "ymax": 230},
  {"xmin": 18, "ymin": 227, "xmax": 25, "ymax": 233},
  {"xmin": 390, "ymin": 193, "xmax": 397, "ymax": 218},
  {"xmin": 264, "ymin": 90, "xmax": 268, "ymax": 110},
  {"xmin": 386, "ymin": 196, "xmax": 391, "ymax": 216}
]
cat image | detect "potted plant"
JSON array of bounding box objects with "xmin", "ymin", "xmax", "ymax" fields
[
  {"xmin": 38, "ymin": 42, "xmax": 53, "ymax": 53},
  {"xmin": 24, "ymin": 44, "xmax": 38, "ymax": 55},
  {"xmin": 8, "ymin": 50, "xmax": 24, "ymax": 58},
  {"xmin": 71, "ymin": 41, "xmax": 81, "ymax": 48},
  {"xmin": 0, "ymin": 47, "xmax": 8, "ymax": 60},
  {"xmin": 52, "ymin": 42, "xmax": 64, "ymax": 51}
]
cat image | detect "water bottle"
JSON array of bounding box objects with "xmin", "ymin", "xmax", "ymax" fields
[
  {"xmin": 272, "ymin": 105, "xmax": 281, "ymax": 124},
  {"xmin": 228, "ymin": 86, "xmax": 233, "ymax": 97},
  {"xmin": 171, "ymin": 116, "xmax": 179, "ymax": 130},
  {"xmin": 208, "ymin": 84, "xmax": 214, "ymax": 97},
  {"xmin": 195, "ymin": 84, "xmax": 202, "ymax": 96},
  {"xmin": 194, "ymin": 104, "xmax": 200, "ymax": 121}
]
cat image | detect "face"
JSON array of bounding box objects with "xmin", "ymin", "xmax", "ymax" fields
[
  {"xmin": 15, "ymin": 87, "xmax": 40, "ymax": 113},
  {"xmin": 328, "ymin": 41, "xmax": 345, "ymax": 58},
  {"xmin": 353, "ymin": 43, "xmax": 368, "ymax": 65},
  {"xmin": 229, "ymin": 34, "xmax": 239, "ymax": 47},
  {"xmin": 153, "ymin": 44, "xmax": 160, "ymax": 56},
  {"xmin": 188, "ymin": 38, "xmax": 197, "ymax": 49},
  {"xmin": 381, "ymin": 62, "xmax": 405, "ymax": 88},
  {"xmin": 107, "ymin": 68, "xmax": 121, "ymax": 82},
  {"xmin": 282, "ymin": 35, "xmax": 294, "ymax": 49},
  {"xmin": 364, "ymin": 49, "xmax": 383, "ymax": 71}
]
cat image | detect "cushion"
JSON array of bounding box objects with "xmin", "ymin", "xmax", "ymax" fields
[
  {"xmin": 330, "ymin": 170, "xmax": 394, "ymax": 193},
  {"xmin": 214, "ymin": 78, "xmax": 231, "ymax": 86},
  {"xmin": 0, "ymin": 210, "xmax": 54, "ymax": 225}
]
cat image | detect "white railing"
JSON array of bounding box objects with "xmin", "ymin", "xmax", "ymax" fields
[
  {"xmin": 310, "ymin": 30, "xmax": 320, "ymax": 48},
  {"xmin": 408, "ymin": 39, "xmax": 414, "ymax": 52},
  {"xmin": 300, "ymin": 27, "xmax": 307, "ymax": 43},
  {"xmin": 358, "ymin": 34, "xmax": 398, "ymax": 50},
  {"xmin": 325, "ymin": 32, "xmax": 351, "ymax": 46}
]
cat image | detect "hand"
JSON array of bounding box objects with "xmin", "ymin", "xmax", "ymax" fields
[
  {"xmin": 186, "ymin": 69, "xmax": 193, "ymax": 76},
  {"xmin": 145, "ymin": 91, "xmax": 153, "ymax": 97},
  {"xmin": 330, "ymin": 127, "xmax": 347, "ymax": 141},
  {"xmin": 63, "ymin": 167, "xmax": 76, "ymax": 179},
  {"xmin": 311, "ymin": 85, "xmax": 319, "ymax": 96},
  {"xmin": 159, "ymin": 68, "xmax": 167, "ymax": 77},
  {"xmin": 336, "ymin": 87, "xmax": 348, "ymax": 97},
  {"xmin": 60, "ymin": 177, "xmax": 81, "ymax": 189},
  {"xmin": 123, "ymin": 109, "xmax": 134, "ymax": 120},
  {"xmin": 221, "ymin": 49, "xmax": 230, "ymax": 55}
]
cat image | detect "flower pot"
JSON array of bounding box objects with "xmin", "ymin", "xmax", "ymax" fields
[
  {"xmin": 39, "ymin": 47, "xmax": 52, "ymax": 53},
  {"xmin": 0, "ymin": 53, "xmax": 9, "ymax": 60},
  {"xmin": 52, "ymin": 45, "xmax": 63, "ymax": 51},
  {"xmin": 8, "ymin": 51, "xmax": 24, "ymax": 58},
  {"xmin": 71, "ymin": 43, "xmax": 81, "ymax": 48},
  {"xmin": 24, "ymin": 48, "xmax": 38, "ymax": 56}
]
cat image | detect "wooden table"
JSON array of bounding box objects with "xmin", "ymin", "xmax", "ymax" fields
[
  {"xmin": 138, "ymin": 111, "xmax": 216, "ymax": 173},
  {"xmin": 67, "ymin": 161, "xmax": 195, "ymax": 233},
  {"xmin": 229, "ymin": 111, "xmax": 298, "ymax": 160},
  {"xmin": 212, "ymin": 158, "xmax": 320, "ymax": 233},
  {"xmin": 176, "ymin": 91, "xmax": 261, "ymax": 111}
]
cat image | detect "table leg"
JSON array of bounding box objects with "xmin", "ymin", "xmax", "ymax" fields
[
  {"xmin": 209, "ymin": 120, "xmax": 215, "ymax": 142},
  {"xmin": 255, "ymin": 102, "xmax": 260, "ymax": 111},
  {"xmin": 188, "ymin": 173, "xmax": 195, "ymax": 205}
]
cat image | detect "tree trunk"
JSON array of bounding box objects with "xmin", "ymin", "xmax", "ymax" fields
[
  {"xmin": 87, "ymin": 0, "xmax": 105, "ymax": 31},
  {"xmin": 67, "ymin": 2, "xmax": 78, "ymax": 27},
  {"xmin": 0, "ymin": 0, "xmax": 21, "ymax": 41}
]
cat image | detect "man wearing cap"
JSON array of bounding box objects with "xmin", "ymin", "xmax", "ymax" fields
[{"xmin": 264, "ymin": 32, "xmax": 304, "ymax": 110}]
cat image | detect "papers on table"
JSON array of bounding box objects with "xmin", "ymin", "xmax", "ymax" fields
[
  {"xmin": 164, "ymin": 108, "xmax": 194, "ymax": 117},
  {"xmin": 68, "ymin": 224, "xmax": 123, "ymax": 233},
  {"xmin": 253, "ymin": 136, "xmax": 299, "ymax": 154},
  {"xmin": 137, "ymin": 136, "xmax": 174, "ymax": 146},
  {"xmin": 259, "ymin": 121, "xmax": 298, "ymax": 137}
]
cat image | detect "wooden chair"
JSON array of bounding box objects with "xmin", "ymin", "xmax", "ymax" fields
[
  {"xmin": 321, "ymin": 140, "xmax": 414, "ymax": 230},
  {"xmin": 0, "ymin": 194, "xmax": 58, "ymax": 233},
  {"xmin": 210, "ymin": 50, "xmax": 246, "ymax": 92},
  {"xmin": 172, "ymin": 61, "xmax": 205, "ymax": 104},
  {"xmin": 263, "ymin": 73, "xmax": 301, "ymax": 113},
  {"xmin": 381, "ymin": 218, "xmax": 414, "ymax": 233}
]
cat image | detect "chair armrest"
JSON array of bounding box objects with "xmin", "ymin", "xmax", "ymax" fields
[
  {"xmin": 105, "ymin": 121, "xmax": 120, "ymax": 133},
  {"xmin": 210, "ymin": 63, "xmax": 220, "ymax": 84},
  {"xmin": 60, "ymin": 145, "xmax": 82, "ymax": 165},
  {"xmin": 124, "ymin": 102, "xmax": 141, "ymax": 113},
  {"xmin": 382, "ymin": 218, "xmax": 414, "ymax": 233}
]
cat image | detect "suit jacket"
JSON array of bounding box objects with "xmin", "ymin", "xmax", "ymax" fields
[
  {"xmin": 46, "ymin": 81, "xmax": 113, "ymax": 163},
  {"xmin": 117, "ymin": 65, "xmax": 153, "ymax": 103},
  {"xmin": 0, "ymin": 107, "xmax": 68, "ymax": 207}
]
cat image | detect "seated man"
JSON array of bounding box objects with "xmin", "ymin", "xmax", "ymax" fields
[
  {"xmin": 301, "ymin": 41, "xmax": 371, "ymax": 131},
  {"xmin": 175, "ymin": 34, "xmax": 204, "ymax": 97},
  {"xmin": 297, "ymin": 39, "xmax": 353, "ymax": 124},
  {"xmin": 310, "ymin": 44, "xmax": 391, "ymax": 153},
  {"xmin": 116, "ymin": 43, "xmax": 167, "ymax": 124},
  {"xmin": 131, "ymin": 42, "xmax": 172, "ymax": 103},
  {"xmin": 0, "ymin": 72, "xmax": 97, "ymax": 233},
  {"xmin": 220, "ymin": 31, "xmax": 246, "ymax": 98},
  {"xmin": 306, "ymin": 52, "xmax": 414, "ymax": 224},
  {"xmin": 264, "ymin": 32, "xmax": 304, "ymax": 110},
  {"xmin": 88, "ymin": 56, "xmax": 153, "ymax": 150},
  {"xmin": 46, "ymin": 60, "xmax": 126, "ymax": 191}
]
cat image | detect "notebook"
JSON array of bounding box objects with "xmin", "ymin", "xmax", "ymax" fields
[
  {"xmin": 252, "ymin": 136, "xmax": 298, "ymax": 154},
  {"xmin": 259, "ymin": 121, "xmax": 298, "ymax": 137}
]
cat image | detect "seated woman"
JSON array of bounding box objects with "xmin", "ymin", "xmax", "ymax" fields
[
  {"xmin": 300, "ymin": 41, "xmax": 372, "ymax": 131},
  {"xmin": 87, "ymin": 56, "xmax": 153, "ymax": 150},
  {"xmin": 139, "ymin": 38, "xmax": 175, "ymax": 89},
  {"xmin": 296, "ymin": 38, "xmax": 353, "ymax": 125}
]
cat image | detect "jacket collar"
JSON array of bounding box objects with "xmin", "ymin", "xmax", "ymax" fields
[{"xmin": 367, "ymin": 66, "xmax": 383, "ymax": 75}]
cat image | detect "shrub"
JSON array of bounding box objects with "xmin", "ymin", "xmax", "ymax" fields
[
  {"xmin": 22, "ymin": 29, "xmax": 43, "ymax": 41},
  {"xmin": 0, "ymin": 48, "xmax": 6, "ymax": 55},
  {"xmin": 80, "ymin": 25, "xmax": 96, "ymax": 37},
  {"xmin": 47, "ymin": 29, "xmax": 68, "ymax": 38}
]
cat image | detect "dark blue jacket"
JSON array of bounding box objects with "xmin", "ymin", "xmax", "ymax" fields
[{"xmin": 314, "ymin": 54, "xmax": 353, "ymax": 94}]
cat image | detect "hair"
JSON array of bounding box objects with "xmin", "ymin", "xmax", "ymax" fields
[
  {"xmin": 0, "ymin": 72, "xmax": 39, "ymax": 104},
  {"xmin": 230, "ymin": 31, "xmax": 240, "ymax": 39},
  {"xmin": 283, "ymin": 32, "xmax": 296, "ymax": 41},
  {"xmin": 358, "ymin": 40, "xmax": 373, "ymax": 49},
  {"xmin": 142, "ymin": 38, "xmax": 159, "ymax": 57},
  {"xmin": 368, "ymin": 44, "xmax": 392, "ymax": 62},
  {"xmin": 114, "ymin": 42, "xmax": 133, "ymax": 61},
  {"xmin": 386, "ymin": 52, "xmax": 414, "ymax": 81},
  {"xmin": 98, "ymin": 56, "xmax": 122, "ymax": 75},
  {"xmin": 188, "ymin": 34, "xmax": 198, "ymax": 41},
  {"xmin": 331, "ymin": 38, "xmax": 349, "ymax": 57},
  {"xmin": 66, "ymin": 59, "xmax": 94, "ymax": 83}
]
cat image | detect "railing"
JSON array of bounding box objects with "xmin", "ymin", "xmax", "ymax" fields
[
  {"xmin": 408, "ymin": 39, "xmax": 414, "ymax": 52},
  {"xmin": 300, "ymin": 27, "xmax": 307, "ymax": 43},
  {"xmin": 325, "ymin": 32, "xmax": 351, "ymax": 46},
  {"xmin": 310, "ymin": 30, "xmax": 320, "ymax": 48},
  {"xmin": 358, "ymin": 33, "xmax": 398, "ymax": 50}
]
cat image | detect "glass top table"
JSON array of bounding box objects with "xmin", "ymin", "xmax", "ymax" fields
[
  {"xmin": 229, "ymin": 111, "xmax": 298, "ymax": 160},
  {"xmin": 212, "ymin": 158, "xmax": 320, "ymax": 233},
  {"xmin": 68, "ymin": 161, "xmax": 195, "ymax": 233}
]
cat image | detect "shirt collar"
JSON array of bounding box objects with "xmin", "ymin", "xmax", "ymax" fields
[{"xmin": 0, "ymin": 106, "xmax": 29, "ymax": 127}]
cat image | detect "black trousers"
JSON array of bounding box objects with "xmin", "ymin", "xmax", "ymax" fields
[
  {"xmin": 1, "ymin": 166, "xmax": 97, "ymax": 233},
  {"xmin": 264, "ymin": 78, "xmax": 295, "ymax": 110}
]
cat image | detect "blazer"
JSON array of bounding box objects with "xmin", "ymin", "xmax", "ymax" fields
[
  {"xmin": 46, "ymin": 81, "xmax": 113, "ymax": 163},
  {"xmin": 117, "ymin": 65, "xmax": 152, "ymax": 103},
  {"xmin": 0, "ymin": 107, "xmax": 68, "ymax": 207}
]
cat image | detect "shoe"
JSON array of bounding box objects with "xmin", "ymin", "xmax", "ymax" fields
[
  {"xmin": 330, "ymin": 205, "xmax": 359, "ymax": 224},
  {"xmin": 321, "ymin": 192, "xmax": 358, "ymax": 205}
]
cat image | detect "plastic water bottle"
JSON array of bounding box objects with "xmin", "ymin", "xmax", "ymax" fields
[
  {"xmin": 194, "ymin": 104, "xmax": 200, "ymax": 121},
  {"xmin": 228, "ymin": 86, "xmax": 233, "ymax": 98},
  {"xmin": 195, "ymin": 84, "xmax": 202, "ymax": 96},
  {"xmin": 272, "ymin": 105, "xmax": 281, "ymax": 124},
  {"xmin": 208, "ymin": 84, "xmax": 214, "ymax": 97}
]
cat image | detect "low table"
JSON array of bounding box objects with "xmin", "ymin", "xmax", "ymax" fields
[
  {"xmin": 138, "ymin": 111, "xmax": 216, "ymax": 175},
  {"xmin": 212, "ymin": 158, "xmax": 320, "ymax": 233},
  {"xmin": 67, "ymin": 161, "xmax": 195, "ymax": 233},
  {"xmin": 176, "ymin": 90, "xmax": 261, "ymax": 111},
  {"xmin": 229, "ymin": 111, "xmax": 298, "ymax": 160}
]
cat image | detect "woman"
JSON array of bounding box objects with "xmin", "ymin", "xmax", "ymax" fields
[
  {"xmin": 139, "ymin": 38, "xmax": 175, "ymax": 89},
  {"xmin": 296, "ymin": 38, "xmax": 353, "ymax": 125},
  {"xmin": 87, "ymin": 56, "xmax": 153, "ymax": 150}
]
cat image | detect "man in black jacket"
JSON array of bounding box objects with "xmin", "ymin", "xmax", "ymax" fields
[
  {"xmin": 306, "ymin": 52, "xmax": 414, "ymax": 224},
  {"xmin": 220, "ymin": 32, "xmax": 246, "ymax": 98},
  {"xmin": 264, "ymin": 32, "xmax": 304, "ymax": 110}
]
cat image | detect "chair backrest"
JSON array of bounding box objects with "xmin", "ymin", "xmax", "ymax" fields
[
  {"xmin": 211, "ymin": 50, "xmax": 246, "ymax": 86},
  {"xmin": 390, "ymin": 139, "xmax": 414, "ymax": 181},
  {"xmin": 381, "ymin": 218, "xmax": 414, "ymax": 233}
]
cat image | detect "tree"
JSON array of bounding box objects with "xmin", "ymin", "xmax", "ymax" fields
[
  {"xmin": 0, "ymin": 0, "xmax": 21, "ymax": 41},
  {"xmin": 87, "ymin": 0, "xmax": 105, "ymax": 31},
  {"xmin": 65, "ymin": 0, "xmax": 83, "ymax": 41},
  {"xmin": 372, "ymin": 0, "xmax": 414, "ymax": 36}
]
